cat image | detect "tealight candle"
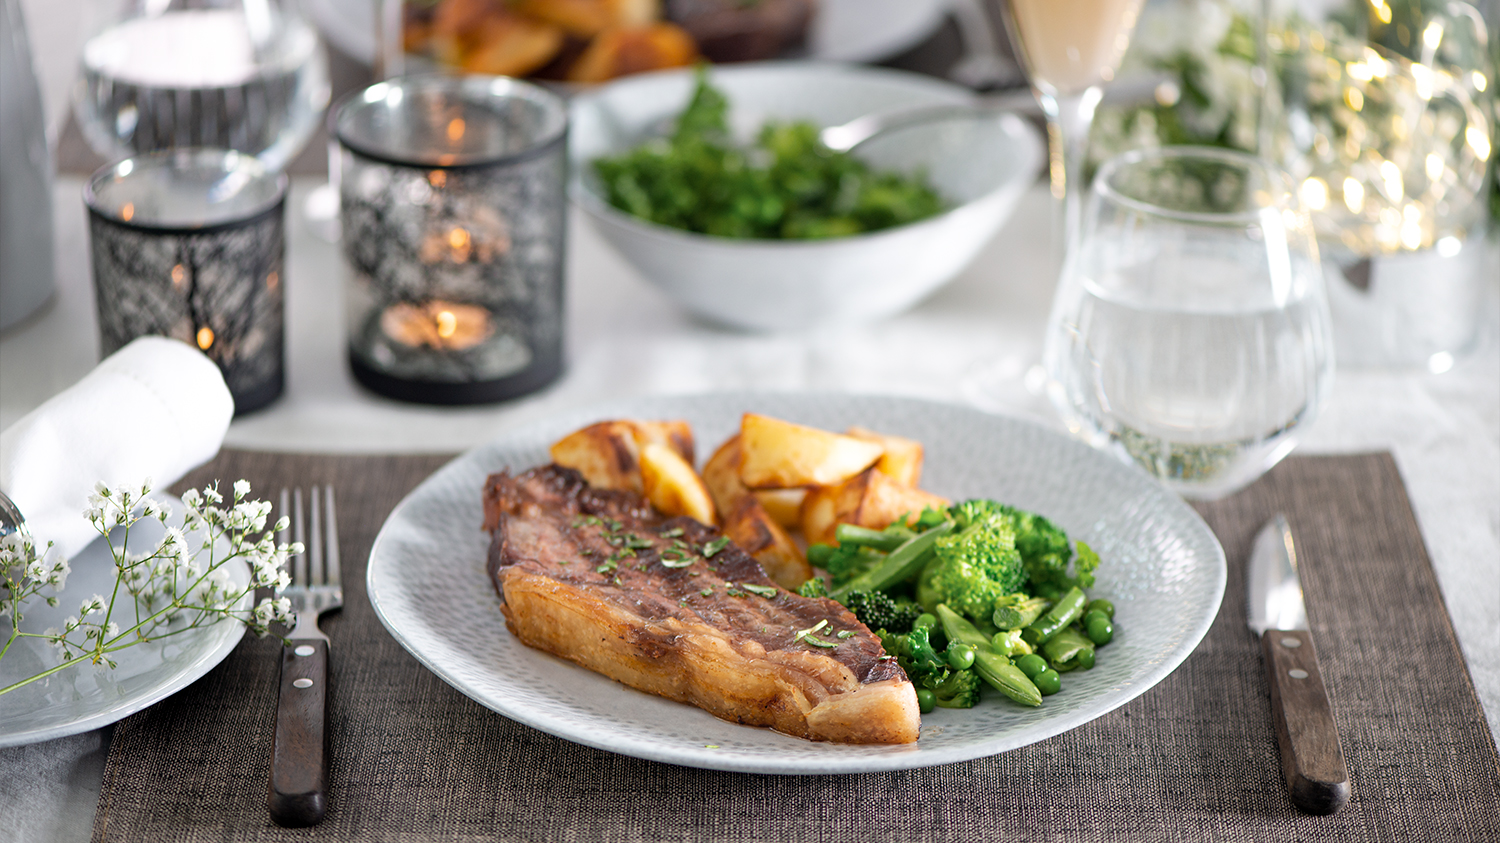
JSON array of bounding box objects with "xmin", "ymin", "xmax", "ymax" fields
[
  {"xmin": 380, "ymin": 301, "xmax": 493, "ymax": 351},
  {"xmin": 335, "ymin": 75, "xmax": 567, "ymax": 405}
]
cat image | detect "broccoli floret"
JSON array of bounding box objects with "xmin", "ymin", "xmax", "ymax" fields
[
  {"xmin": 841, "ymin": 590, "xmax": 923, "ymax": 635},
  {"xmin": 932, "ymin": 667, "xmax": 983, "ymax": 709},
  {"xmin": 999, "ymin": 505, "xmax": 1097, "ymax": 600},
  {"xmin": 919, "ymin": 503, "xmax": 1025, "ymax": 622},
  {"xmin": 891, "ymin": 624, "xmax": 949, "ymax": 688},
  {"xmin": 797, "ymin": 577, "xmax": 829, "ymax": 599}
]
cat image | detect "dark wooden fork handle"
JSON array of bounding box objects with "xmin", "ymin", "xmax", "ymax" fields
[
  {"xmin": 1262, "ymin": 630, "xmax": 1350, "ymax": 815},
  {"xmin": 269, "ymin": 637, "xmax": 328, "ymax": 827}
]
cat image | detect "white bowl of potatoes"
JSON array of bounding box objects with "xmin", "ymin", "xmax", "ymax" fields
[{"xmin": 568, "ymin": 62, "xmax": 1044, "ymax": 332}]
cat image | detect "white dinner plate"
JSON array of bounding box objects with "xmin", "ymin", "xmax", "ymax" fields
[
  {"xmin": 305, "ymin": 0, "xmax": 948, "ymax": 68},
  {"xmin": 367, "ymin": 393, "xmax": 1226, "ymax": 774},
  {"xmin": 0, "ymin": 496, "xmax": 250, "ymax": 747}
]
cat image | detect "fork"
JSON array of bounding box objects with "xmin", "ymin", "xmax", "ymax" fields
[{"xmin": 269, "ymin": 486, "xmax": 342, "ymax": 827}]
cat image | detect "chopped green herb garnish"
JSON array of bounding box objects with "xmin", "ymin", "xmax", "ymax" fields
[
  {"xmin": 700, "ymin": 588, "xmax": 714, "ymax": 597},
  {"xmin": 661, "ymin": 556, "xmax": 695, "ymax": 569},
  {"xmin": 661, "ymin": 527, "xmax": 684, "ymax": 538},
  {"xmin": 837, "ymin": 630, "xmax": 856, "ymax": 639},
  {"xmin": 701, "ymin": 536, "xmax": 731, "ymax": 558},
  {"xmin": 596, "ymin": 560, "xmax": 617, "ymax": 574},
  {"xmin": 741, "ymin": 583, "xmax": 778, "ymax": 598}
]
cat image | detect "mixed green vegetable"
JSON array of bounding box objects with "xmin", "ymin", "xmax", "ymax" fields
[
  {"xmin": 592, "ymin": 69, "xmax": 948, "ymax": 239},
  {"xmin": 797, "ymin": 500, "xmax": 1116, "ymax": 712}
]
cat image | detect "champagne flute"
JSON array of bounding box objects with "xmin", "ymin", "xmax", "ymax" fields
[{"xmin": 998, "ymin": 0, "xmax": 1145, "ymax": 249}]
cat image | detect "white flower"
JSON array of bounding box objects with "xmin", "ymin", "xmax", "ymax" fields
[
  {"xmin": 106, "ymin": 622, "xmax": 120, "ymax": 638},
  {"xmin": 233, "ymin": 479, "xmax": 251, "ymax": 500},
  {"xmin": 80, "ymin": 595, "xmax": 106, "ymax": 617}
]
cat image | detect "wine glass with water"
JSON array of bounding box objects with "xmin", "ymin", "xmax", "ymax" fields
[
  {"xmin": 1043, "ymin": 147, "xmax": 1335, "ymax": 499},
  {"xmin": 74, "ymin": 0, "xmax": 329, "ymax": 172}
]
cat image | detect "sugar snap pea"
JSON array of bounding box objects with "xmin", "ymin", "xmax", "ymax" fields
[
  {"xmin": 1042, "ymin": 626, "xmax": 1096, "ymax": 670},
  {"xmin": 936, "ymin": 604, "xmax": 1041, "ymax": 707},
  {"xmin": 1025, "ymin": 586, "xmax": 1087, "ymax": 644}
]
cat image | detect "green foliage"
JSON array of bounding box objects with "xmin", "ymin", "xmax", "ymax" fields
[{"xmin": 592, "ymin": 68, "xmax": 947, "ymax": 239}]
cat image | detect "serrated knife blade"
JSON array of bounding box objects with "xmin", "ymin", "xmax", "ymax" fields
[{"xmin": 1247, "ymin": 514, "xmax": 1350, "ymax": 814}]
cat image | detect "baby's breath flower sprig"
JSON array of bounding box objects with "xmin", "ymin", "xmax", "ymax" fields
[{"xmin": 0, "ymin": 479, "xmax": 301, "ymax": 695}]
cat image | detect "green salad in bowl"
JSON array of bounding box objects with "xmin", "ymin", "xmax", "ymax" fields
[{"xmin": 593, "ymin": 70, "xmax": 948, "ymax": 240}]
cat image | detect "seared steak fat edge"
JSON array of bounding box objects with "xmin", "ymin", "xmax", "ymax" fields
[{"xmin": 483, "ymin": 465, "xmax": 921, "ymax": 744}]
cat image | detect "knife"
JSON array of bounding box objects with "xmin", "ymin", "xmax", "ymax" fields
[{"xmin": 1246, "ymin": 514, "xmax": 1350, "ymax": 815}]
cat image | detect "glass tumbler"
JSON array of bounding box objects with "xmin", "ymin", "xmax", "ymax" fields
[
  {"xmin": 74, "ymin": 0, "xmax": 330, "ymax": 172},
  {"xmin": 335, "ymin": 75, "xmax": 567, "ymax": 405},
  {"xmin": 1043, "ymin": 146, "xmax": 1335, "ymax": 499}
]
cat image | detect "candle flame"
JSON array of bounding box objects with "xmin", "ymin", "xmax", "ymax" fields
[
  {"xmin": 196, "ymin": 326, "xmax": 214, "ymax": 350},
  {"xmin": 436, "ymin": 310, "xmax": 457, "ymax": 339},
  {"xmin": 121, "ymin": 202, "xmax": 135, "ymax": 222},
  {"xmin": 447, "ymin": 118, "xmax": 466, "ymax": 142}
]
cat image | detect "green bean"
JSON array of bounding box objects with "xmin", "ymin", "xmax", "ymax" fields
[
  {"xmin": 936, "ymin": 604, "xmax": 1041, "ymax": 707},
  {"xmin": 1026, "ymin": 586, "xmax": 1087, "ymax": 644},
  {"xmin": 834, "ymin": 522, "xmax": 914, "ymax": 551}
]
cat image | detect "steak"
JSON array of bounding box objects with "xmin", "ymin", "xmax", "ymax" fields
[{"xmin": 483, "ymin": 464, "xmax": 920, "ymax": 744}]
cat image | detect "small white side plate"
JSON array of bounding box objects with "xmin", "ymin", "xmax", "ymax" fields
[{"xmin": 0, "ymin": 496, "xmax": 250, "ymax": 747}]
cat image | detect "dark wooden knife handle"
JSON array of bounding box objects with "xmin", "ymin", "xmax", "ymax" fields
[
  {"xmin": 1262, "ymin": 630, "xmax": 1350, "ymax": 815},
  {"xmin": 269, "ymin": 638, "xmax": 328, "ymax": 827}
]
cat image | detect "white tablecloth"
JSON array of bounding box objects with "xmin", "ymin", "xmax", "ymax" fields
[{"xmin": 2, "ymin": 176, "xmax": 1497, "ymax": 843}]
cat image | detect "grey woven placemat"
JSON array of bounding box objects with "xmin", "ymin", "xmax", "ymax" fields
[{"xmin": 90, "ymin": 450, "xmax": 1500, "ymax": 843}]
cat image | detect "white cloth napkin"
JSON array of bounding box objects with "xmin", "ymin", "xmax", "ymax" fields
[{"xmin": 0, "ymin": 336, "xmax": 234, "ymax": 559}]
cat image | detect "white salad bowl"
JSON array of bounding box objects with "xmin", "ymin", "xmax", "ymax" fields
[{"xmin": 569, "ymin": 62, "xmax": 1045, "ymax": 331}]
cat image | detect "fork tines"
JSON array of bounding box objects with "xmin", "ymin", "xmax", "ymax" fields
[{"xmin": 278, "ymin": 486, "xmax": 341, "ymax": 588}]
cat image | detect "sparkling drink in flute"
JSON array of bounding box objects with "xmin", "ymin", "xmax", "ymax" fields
[
  {"xmin": 1044, "ymin": 147, "xmax": 1334, "ymax": 499},
  {"xmin": 1000, "ymin": 0, "xmax": 1144, "ymax": 246},
  {"xmin": 75, "ymin": 1, "xmax": 329, "ymax": 172}
]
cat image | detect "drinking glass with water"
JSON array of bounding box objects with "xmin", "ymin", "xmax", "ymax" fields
[
  {"xmin": 74, "ymin": 0, "xmax": 329, "ymax": 172},
  {"xmin": 1043, "ymin": 147, "xmax": 1335, "ymax": 499}
]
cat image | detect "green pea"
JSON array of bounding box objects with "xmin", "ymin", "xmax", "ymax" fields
[
  {"xmin": 1086, "ymin": 614, "xmax": 1114, "ymax": 645},
  {"xmin": 947, "ymin": 643, "xmax": 976, "ymax": 671},
  {"xmin": 1086, "ymin": 599, "xmax": 1115, "ymax": 619},
  {"xmin": 914, "ymin": 613, "xmax": 938, "ymax": 631},
  {"xmin": 1075, "ymin": 646, "xmax": 1096, "ymax": 670},
  {"xmin": 1083, "ymin": 609, "xmax": 1107, "ymax": 627},
  {"xmin": 1034, "ymin": 668, "xmax": 1061, "ymax": 695},
  {"xmin": 1015, "ymin": 653, "xmax": 1048, "ymax": 678},
  {"xmin": 916, "ymin": 688, "xmax": 936, "ymax": 713}
]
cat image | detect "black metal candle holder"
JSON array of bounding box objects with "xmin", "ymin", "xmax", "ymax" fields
[
  {"xmin": 85, "ymin": 149, "xmax": 288, "ymax": 415},
  {"xmin": 335, "ymin": 75, "xmax": 567, "ymax": 405}
]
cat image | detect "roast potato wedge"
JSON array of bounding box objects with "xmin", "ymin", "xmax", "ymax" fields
[
  {"xmin": 640, "ymin": 442, "xmax": 717, "ymax": 526},
  {"xmin": 845, "ymin": 427, "xmax": 925, "ymax": 487},
  {"xmin": 800, "ymin": 468, "xmax": 950, "ymax": 546},
  {"xmin": 721, "ymin": 496, "xmax": 810, "ymax": 590},
  {"xmin": 738, "ymin": 413, "xmax": 884, "ymax": 489},
  {"xmin": 565, "ymin": 23, "xmax": 698, "ymax": 83},
  {"xmin": 752, "ymin": 488, "xmax": 806, "ymax": 529},
  {"xmin": 516, "ymin": 0, "xmax": 658, "ymax": 37},
  {"xmin": 458, "ymin": 12, "xmax": 564, "ymax": 76},
  {"xmin": 701, "ymin": 434, "xmax": 748, "ymax": 516},
  {"xmin": 550, "ymin": 419, "xmax": 694, "ymax": 493}
]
